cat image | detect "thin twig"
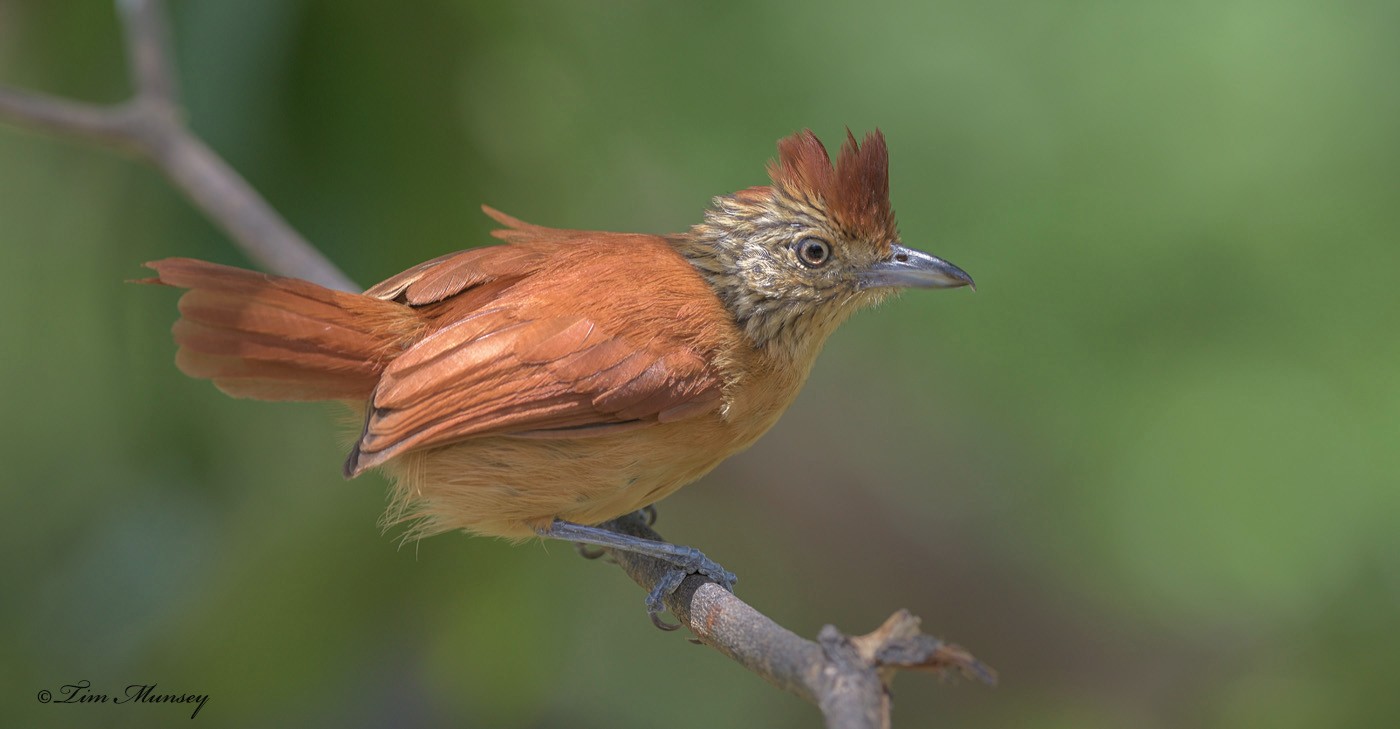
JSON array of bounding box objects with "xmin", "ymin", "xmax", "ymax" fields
[
  {"xmin": 1, "ymin": 3, "xmax": 993, "ymax": 726},
  {"xmin": 119, "ymin": 0, "xmax": 179, "ymax": 105},
  {"xmin": 0, "ymin": 90, "xmax": 143, "ymax": 145},
  {"xmin": 0, "ymin": 0, "xmax": 357, "ymax": 292}
]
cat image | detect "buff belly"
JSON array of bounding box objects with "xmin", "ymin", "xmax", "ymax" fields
[{"xmin": 381, "ymin": 420, "xmax": 741, "ymax": 540}]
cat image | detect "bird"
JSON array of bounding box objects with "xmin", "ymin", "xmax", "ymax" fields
[{"xmin": 139, "ymin": 129, "xmax": 974, "ymax": 623}]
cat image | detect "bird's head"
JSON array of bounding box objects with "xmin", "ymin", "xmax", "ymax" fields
[{"xmin": 681, "ymin": 129, "xmax": 973, "ymax": 358}]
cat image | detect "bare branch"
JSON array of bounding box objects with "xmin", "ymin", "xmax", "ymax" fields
[
  {"xmin": 0, "ymin": 1, "xmax": 357, "ymax": 292},
  {"xmin": 118, "ymin": 0, "xmax": 180, "ymax": 106},
  {"xmin": 0, "ymin": 90, "xmax": 144, "ymax": 147},
  {"xmin": 149, "ymin": 129, "xmax": 364, "ymax": 291},
  {"xmin": 601, "ymin": 516, "xmax": 994, "ymax": 728}
]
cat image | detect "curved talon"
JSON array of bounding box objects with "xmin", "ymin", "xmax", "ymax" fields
[
  {"xmin": 650, "ymin": 611, "xmax": 682, "ymax": 631},
  {"xmin": 645, "ymin": 568, "xmax": 689, "ymax": 631},
  {"xmin": 574, "ymin": 543, "xmax": 607, "ymax": 560},
  {"xmin": 639, "ymin": 505, "xmax": 658, "ymax": 526}
]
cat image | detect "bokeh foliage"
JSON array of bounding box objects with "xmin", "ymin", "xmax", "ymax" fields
[{"xmin": 3, "ymin": 1, "xmax": 1397, "ymax": 727}]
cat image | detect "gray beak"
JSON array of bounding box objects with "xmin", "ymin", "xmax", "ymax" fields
[{"xmin": 859, "ymin": 244, "xmax": 975, "ymax": 290}]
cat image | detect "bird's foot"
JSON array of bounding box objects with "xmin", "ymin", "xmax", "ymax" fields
[
  {"xmin": 656, "ymin": 541, "xmax": 738, "ymax": 591},
  {"xmin": 641, "ymin": 544, "xmax": 737, "ymax": 630},
  {"xmin": 538, "ymin": 518, "xmax": 738, "ymax": 631},
  {"xmin": 646, "ymin": 570, "xmax": 689, "ymax": 630}
]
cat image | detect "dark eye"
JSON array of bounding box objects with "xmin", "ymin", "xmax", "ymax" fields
[{"xmin": 795, "ymin": 237, "xmax": 831, "ymax": 268}]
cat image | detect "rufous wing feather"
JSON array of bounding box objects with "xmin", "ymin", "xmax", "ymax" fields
[
  {"xmin": 363, "ymin": 244, "xmax": 549, "ymax": 306},
  {"xmin": 345, "ymin": 308, "xmax": 723, "ymax": 475}
]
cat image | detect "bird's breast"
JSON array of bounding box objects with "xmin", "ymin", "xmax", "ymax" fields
[{"xmin": 385, "ymin": 359, "xmax": 810, "ymax": 541}]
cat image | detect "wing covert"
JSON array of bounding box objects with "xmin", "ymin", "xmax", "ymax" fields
[{"xmin": 345, "ymin": 310, "xmax": 722, "ymax": 474}]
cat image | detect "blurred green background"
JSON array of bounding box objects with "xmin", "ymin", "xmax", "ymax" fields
[{"xmin": 3, "ymin": 1, "xmax": 1398, "ymax": 727}]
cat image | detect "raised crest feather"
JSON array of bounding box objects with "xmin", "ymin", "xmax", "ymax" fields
[{"xmin": 766, "ymin": 129, "xmax": 897, "ymax": 243}]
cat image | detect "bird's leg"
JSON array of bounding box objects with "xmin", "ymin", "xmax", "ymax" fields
[
  {"xmin": 570, "ymin": 507, "xmax": 655, "ymax": 560},
  {"xmin": 539, "ymin": 518, "xmax": 737, "ymax": 629}
]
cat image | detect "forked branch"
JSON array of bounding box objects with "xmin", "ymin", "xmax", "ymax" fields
[
  {"xmin": 0, "ymin": 0, "xmax": 356, "ymax": 292},
  {"xmin": 0, "ymin": 3, "xmax": 992, "ymax": 726}
]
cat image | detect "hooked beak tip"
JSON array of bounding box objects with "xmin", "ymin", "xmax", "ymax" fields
[{"xmin": 863, "ymin": 244, "xmax": 975, "ymax": 291}]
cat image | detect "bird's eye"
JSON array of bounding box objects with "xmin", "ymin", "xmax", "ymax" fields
[{"xmin": 795, "ymin": 237, "xmax": 831, "ymax": 268}]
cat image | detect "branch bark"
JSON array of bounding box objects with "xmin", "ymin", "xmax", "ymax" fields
[{"xmin": 1, "ymin": 3, "xmax": 993, "ymax": 726}]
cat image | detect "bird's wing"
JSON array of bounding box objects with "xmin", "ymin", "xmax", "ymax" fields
[
  {"xmin": 362, "ymin": 207, "xmax": 581, "ymax": 306},
  {"xmin": 346, "ymin": 306, "xmax": 723, "ymax": 474},
  {"xmin": 363, "ymin": 243, "xmax": 549, "ymax": 306}
]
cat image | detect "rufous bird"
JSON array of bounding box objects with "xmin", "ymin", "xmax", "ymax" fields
[{"xmin": 140, "ymin": 129, "xmax": 973, "ymax": 623}]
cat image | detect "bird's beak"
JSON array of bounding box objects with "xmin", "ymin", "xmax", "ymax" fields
[{"xmin": 859, "ymin": 244, "xmax": 975, "ymax": 291}]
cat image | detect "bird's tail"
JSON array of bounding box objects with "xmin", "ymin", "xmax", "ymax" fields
[{"xmin": 138, "ymin": 258, "xmax": 422, "ymax": 401}]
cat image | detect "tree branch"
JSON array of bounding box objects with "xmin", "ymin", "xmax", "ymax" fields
[
  {"xmin": 602, "ymin": 515, "xmax": 995, "ymax": 728},
  {"xmin": 1, "ymin": 3, "xmax": 993, "ymax": 726},
  {"xmin": 119, "ymin": 0, "xmax": 179, "ymax": 106},
  {"xmin": 0, "ymin": 0, "xmax": 356, "ymax": 292}
]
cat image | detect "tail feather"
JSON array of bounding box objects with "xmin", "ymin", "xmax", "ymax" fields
[{"xmin": 142, "ymin": 258, "xmax": 421, "ymax": 402}]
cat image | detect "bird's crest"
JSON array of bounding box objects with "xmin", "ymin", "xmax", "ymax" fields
[{"xmin": 766, "ymin": 129, "xmax": 897, "ymax": 243}]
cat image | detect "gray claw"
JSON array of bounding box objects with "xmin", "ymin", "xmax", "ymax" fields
[
  {"xmin": 650, "ymin": 611, "xmax": 682, "ymax": 631},
  {"xmin": 645, "ymin": 569, "xmax": 689, "ymax": 631},
  {"xmin": 574, "ymin": 543, "xmax": 607, "ymax": 560}
]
